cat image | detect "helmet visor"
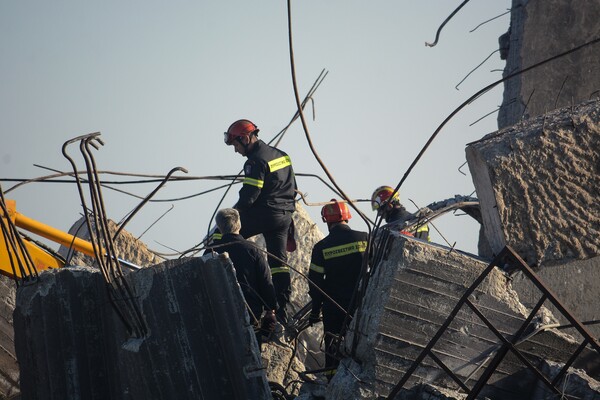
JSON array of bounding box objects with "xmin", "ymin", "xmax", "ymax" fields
[
  {"xmin": 371, "ymin": 198, "xmax": 382, "ymax": 211},
  {"xmin": 224, "ymin": 132, "xmax": 231, "ymax": 145}
]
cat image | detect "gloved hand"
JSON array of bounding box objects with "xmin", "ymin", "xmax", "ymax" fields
[
  {"xmin": 308, "ymin": 311, "xmax": 321, "ymax": 326},
  {"xmin": 261, "ymin": 310, "xmax": 277, "ymax": 334}
]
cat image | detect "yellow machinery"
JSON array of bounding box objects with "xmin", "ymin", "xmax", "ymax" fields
[{"xmin": 0, "ymin": 199, "xmax": 99, "ymax": 279}]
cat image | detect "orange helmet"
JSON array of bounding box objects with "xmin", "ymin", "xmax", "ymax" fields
[
  {"xmin": 224, "ymin": 119, "xmax": 259, "ymax": 145},
  {"xmin": 371, "ymin": 186, "xmax": 399, "ymax": 211},
  {"xmin": 321, "ymin": 199, "xmax": 352, "ymax": 223}
]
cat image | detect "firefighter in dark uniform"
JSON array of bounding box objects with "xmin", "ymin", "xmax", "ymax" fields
[
  {"xmin": 371, "ymin": 185, "xmax": 430, "ymax": 240},
  {"xmin": 208, "ymin": 208, "xmax": 278, "ymax": 349},
  {"xmin": 224, "ymin": 119, "xmax": 297, "ymax": 324},
  {"xmin": 308, "ymin": 199, "xmax": 368, "ymax": 380}
]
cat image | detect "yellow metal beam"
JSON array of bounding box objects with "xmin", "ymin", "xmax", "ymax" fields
[{"xmin": 0, "ymin": 200, "xmax": 100, "ymax": 279}]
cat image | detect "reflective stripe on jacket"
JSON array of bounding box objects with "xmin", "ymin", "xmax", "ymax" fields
[
  {"xmin": 308, "ymin": 224, "xmax": 368, "ymax": 316},
  {"xmin": 237, "ymin": 140, "xmax": 297, "ymax": 212}
]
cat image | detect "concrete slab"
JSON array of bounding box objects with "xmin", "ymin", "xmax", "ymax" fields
[
  {"xmin": 326, "ymin": 235, "xmax": 599, "ymax": 399},
  {"xmin": 14, "ymin": 256, "xmax": 271, "ymax": 400},
  {"xmin": 466, "ymin": 99, "xmax": 600, "ymax": 266}
]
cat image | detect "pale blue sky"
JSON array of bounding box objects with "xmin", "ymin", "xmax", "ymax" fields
[{"xmin": 1, "ymin": 1, "xmax": 510, "ymax": 256}]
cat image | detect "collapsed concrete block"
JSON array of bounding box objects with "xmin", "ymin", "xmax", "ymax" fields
[
  {"xmin": 326, "ymin": 234, "xmax": 599, "ymax": 399},
  {"xmin": 466, "ymin": 99, "xmax": 600, "ymax": 266},
  {"xmin": 14, "ymin": 256, "xmax": 271, "ymax": 400},
  {"xmin": 57, "ymin": 217, "xmax": 158, "ymax": 268},
  {"xmin": 15, "ymin": 202, "xmax": 325, "ymax": 398}
]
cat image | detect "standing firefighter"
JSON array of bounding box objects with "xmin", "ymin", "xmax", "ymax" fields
[
  {"xmin": 308, "ymin": 199, "xmax": 368, "ymax": 380},
  {"xmin": 224, "ymin": 119, "xmax": 297, "ymax": 324},
  {"xmin": 371, "ymin": 185, "xmax": 430, "ymax": 241}
]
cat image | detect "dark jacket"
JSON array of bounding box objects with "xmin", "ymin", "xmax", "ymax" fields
[
  {"xmin": 308, "ymin": 224, "xmax": 368, "ymax": 316},
  {"xmin": 385, "ymin": 205, "xmax": 412, "ymax": 224},
  {"xmin": 236, "ymin": 140, "xmax": 296, "ymax": 212},
  {"xmin": 210, "ymin": 233, "xmax": 277, "ymax": 320},
  {"xmin": 386, "ymin": 205, "xmax": 430, "ymax": 241}
]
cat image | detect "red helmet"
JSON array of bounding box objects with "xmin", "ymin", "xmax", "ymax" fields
[
  {"xmin": 224, "ymin": 119, "xmax": 259, "ymax": 145},
  {"xmin": 371, "ymin": 186, "xmax": 399, "ymax": 211},
  {"xmin": 321, "ymin": 199, "xmax": 352, "ymax": 223}
]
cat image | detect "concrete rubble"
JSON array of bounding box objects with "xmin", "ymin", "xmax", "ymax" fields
[
  {"xmin": 5, "ymin": 178, "xmax": 600, "ymax": 400},
  {"xmin": 57, "ymin": 217, "xmax": 158, "ymax": 268},
  {"xmin": 466, "ymin": 99, "xmax": 600, "ymax": 339},
  {"xmin": 0, "ymin": 275, "xmax": 18, "ymax": 399},
  {"xmin": 467, "ymin": 100, "xmax": 600, "ymax": 266},
  {"xmin": 4, "ymin": 105, "xmax": 600, "ymax": 399},
  {"xmin": 311, "ymin": 234, "xmax": 599, "ymax": 400},
  {"xmin": 2, "ymin": 1, "xmax": 600, "ymax": 399},
  {"xmin": 4, "ymin": 203, "xmax": 324, "ymax": 400},
  {"xmin": 14, "ymin": 255, "xmax": 271, "ymax": 400}
]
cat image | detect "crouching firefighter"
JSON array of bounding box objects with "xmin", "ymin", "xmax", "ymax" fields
[
  {"xmin": 207, "ymin": 208, "xmax": 278, "ymax": 349},
  {"xmin": 307, "ymin": 199, "xmax": 368, "ymax": 381}
]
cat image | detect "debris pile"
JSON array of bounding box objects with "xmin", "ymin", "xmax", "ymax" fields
[
  {"xmin": 57, "ymin": 217, "xmax": 158, "ymax": 268},
  {"xmin": 316, "ymin": 235, "xmax": 599, "ymax": 399},
  {"xmin": 4, "ymin": 3, "xmax": 600, "ymax": 398}
]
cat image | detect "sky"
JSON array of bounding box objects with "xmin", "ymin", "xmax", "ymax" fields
[{"xmin": 1, "ymin": 1, "xmax": 511, "ymax": 258}]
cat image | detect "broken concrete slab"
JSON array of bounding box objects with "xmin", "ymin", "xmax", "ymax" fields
[
  {"xmin": 325, "ymin": 234, "xmax": 599, "ymax": 399},
  {"xmin": 337, "ymin": 235, "xmax": 527, "ymax": 398},
  {"xmin": 7, "ymin": 202, "xmax": 324, "ymax": 399},
  {"xmin": 466, "ymin": 99, "xmax": 600, "ymax": 266},
  {"xmin": 467, "ymin": 97, "xmax": 600, "ymax": 364},
  {"xmin": 14, "ymin": 255, "xmax": 271, "ymax": 400},
  {"xmin": 57, "ymin": 216, "xmax": 158, "ymax": 268},
  {"xmin": 0, "ymin": 217, "xmax": 160, "ymax": 398}
]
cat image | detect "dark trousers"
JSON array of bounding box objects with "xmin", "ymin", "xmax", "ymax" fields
[
  {"xmin": 239, "ymin": 207, "xmax": 292, "ymax": 314},
  {"xmin": 322, "ymin": 301, "xmax": 349, "ymax": 378}
]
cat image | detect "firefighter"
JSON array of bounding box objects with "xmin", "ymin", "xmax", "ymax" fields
[
  {"xmin": 371, "ymin": 185, "xmax": 430, "ymax": 241},
  {"xmin": 209, "ymin": 208, "xmax": 278, "ymax": 349},
  {"xmin": 224, "ymin": 119, "xmax": 297, "ymax": 324},
  {"xmin": 308, "ymin": 199, "xmax": 368, "ymax": 380}
]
